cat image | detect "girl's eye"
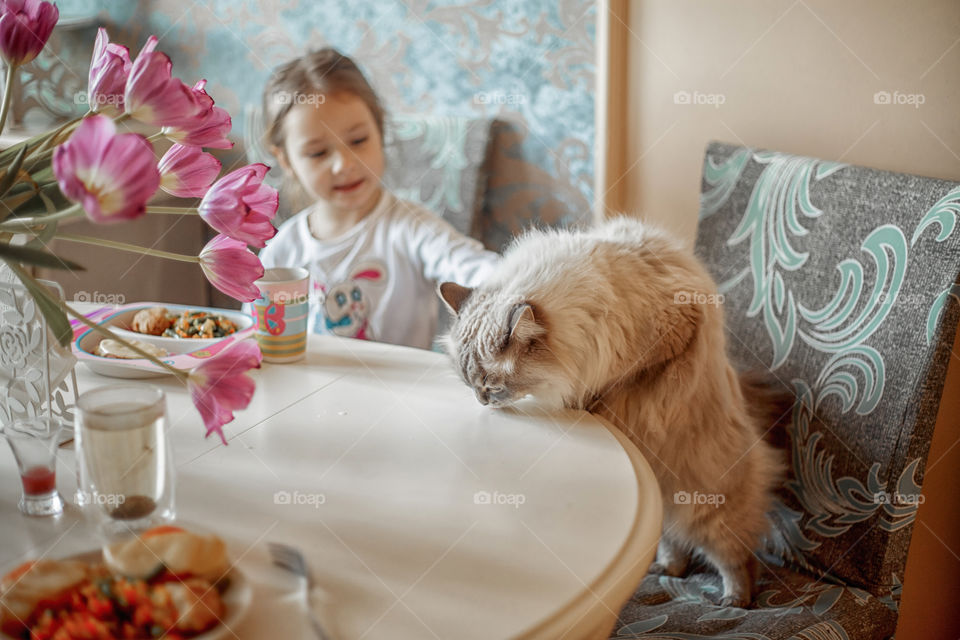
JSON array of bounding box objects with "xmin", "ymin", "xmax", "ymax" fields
[
  {"xmin": 309, "ymin": 149, "xmax": 327, "ymax": 158},
  {"xmin": 351, "ymin": 137, "xmax": 367, "ymax": 146}
]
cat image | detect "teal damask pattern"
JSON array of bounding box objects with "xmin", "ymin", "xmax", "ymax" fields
[{"xmin": 614, "ymin": 143, "xmax": 960, "ymax": 639}]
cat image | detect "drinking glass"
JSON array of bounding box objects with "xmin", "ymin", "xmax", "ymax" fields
[
  {"xmin": 75, "ymin": 384, "xmax": 175, "ymax": 538},
  {"xmin": 1, "ymin": 416, "xmax": 65, "ymax": 516}
]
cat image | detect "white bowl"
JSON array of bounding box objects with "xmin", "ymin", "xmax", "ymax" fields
[{"xmin": 106, "ymin": 305, "xmax": 254, "ymax": 355}]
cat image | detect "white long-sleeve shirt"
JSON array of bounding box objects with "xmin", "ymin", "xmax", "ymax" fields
[{"xmin": 256, "ymin": 190, "xmax": 499, "ymax": 349}]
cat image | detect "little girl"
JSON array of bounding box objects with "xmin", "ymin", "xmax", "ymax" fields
[{"xmin": 258, "ymin": 48, "xmax": 498, "ymax": 350}]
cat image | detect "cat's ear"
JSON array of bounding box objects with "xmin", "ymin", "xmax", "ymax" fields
[
  {"xmin": 508, "ymin": 303, "xmax": 545, "ymax": 345},
  {"xmin": 438, "ymin": 282, "xmax": 473, "ymax": 315}
]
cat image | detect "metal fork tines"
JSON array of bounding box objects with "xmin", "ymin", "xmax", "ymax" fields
[{"xmin": 268, "ymin": 541, "xmax": 332, "ymax": 640}]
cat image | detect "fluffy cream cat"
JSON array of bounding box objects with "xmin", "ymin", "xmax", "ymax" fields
[{"xmin": 438, "ymin": 217, "xmax": 785, "ymax": 607}]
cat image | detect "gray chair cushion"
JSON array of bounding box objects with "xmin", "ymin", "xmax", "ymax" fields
[{"xmin": 615, "ymin": 559, "xmax": 898, "ymax": 639}]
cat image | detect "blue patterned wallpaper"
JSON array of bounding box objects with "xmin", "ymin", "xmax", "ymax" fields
[{"xmin": 45, "ymin": 0, "xmax": 595, "ymax": 235}]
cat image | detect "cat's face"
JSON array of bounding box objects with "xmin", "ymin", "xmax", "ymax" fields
[{"xmin": 439, "ymin": 283, "xmax": 565, "ymax": 408}]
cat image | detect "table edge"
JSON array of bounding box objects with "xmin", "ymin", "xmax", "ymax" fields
[{"xmin": 516, "ymin": 414, "xmax": 663, "ymax": 640}]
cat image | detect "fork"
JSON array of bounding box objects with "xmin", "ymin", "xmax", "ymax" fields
[{"xmin": 268, "ymin": 541, "xmax": 333, "ymax": 640}]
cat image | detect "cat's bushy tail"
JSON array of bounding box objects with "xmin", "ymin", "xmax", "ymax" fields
[{"xmin": 739, "ymin": 369, "xmax": 796, "ymax": 447}]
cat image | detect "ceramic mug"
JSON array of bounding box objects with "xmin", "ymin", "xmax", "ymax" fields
[{"xmin": 253, "ymin": 267, "xmax": 310, "ymax": 363}]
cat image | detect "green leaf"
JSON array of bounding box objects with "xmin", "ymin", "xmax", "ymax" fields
[
  {"xmin": 0, "ymin": 142, "xmax": 28, "ymax": 198},
  {"xmin": 1, "ymin": 259, "xmax": 72, "ymax": 346},
  {"xmin": 4, "ymin": 182, "xmax": 69, "ymax": 216},
  {"xmin": 0, "ymin": 241, "xmax": 84, "ymax": 270},
  {"xmin": 23, "ymin": 219, "xmax": 57, "ymax": 248}
]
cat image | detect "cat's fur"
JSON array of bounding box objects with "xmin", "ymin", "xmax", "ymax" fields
[{"xmin": 438, "ymin": 218, "xmax": 785, "ymax": 607}]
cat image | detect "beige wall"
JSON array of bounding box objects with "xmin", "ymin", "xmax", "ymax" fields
[
  {"xmin": 599, "ymin": 0, "xmax": 960, "ymax": 245},
  {"xmin": 597, "ymin": 1, "xmax": 960, "ymax": 635}
]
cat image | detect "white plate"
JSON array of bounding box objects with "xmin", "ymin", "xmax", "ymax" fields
[
  {"xmin": 0, "ymin": 550, "xmax": 253, "ymax": 640},
  {"xmin": 107, "ymin": 305, "xmax": 253, "ymax": 354},
  {"xmin": 72, "ymin": 304, "xmax": 256, "ymax": 379}
]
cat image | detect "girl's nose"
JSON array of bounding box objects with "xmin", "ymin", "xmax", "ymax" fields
[
  {"xmin": 331, "ymin": 150, "xmax": 345, "ymax": 174},
  {"xmin": 331, "ymin": 147, "xmax": 356, "ymax": 175}
]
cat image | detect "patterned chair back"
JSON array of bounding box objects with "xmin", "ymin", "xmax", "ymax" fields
[{"xmin": 694, "ymin": 142, "xmax": 960, "ymax": 596}]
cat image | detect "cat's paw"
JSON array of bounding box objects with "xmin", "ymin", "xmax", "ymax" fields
[{"xmin": 718, "ymin": 595, "xmax": 750, "ymax": 608}]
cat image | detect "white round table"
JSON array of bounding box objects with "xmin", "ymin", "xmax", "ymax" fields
[{"xmin": 0, "ymin": 333, "xmax": 662, "ymax": 639}]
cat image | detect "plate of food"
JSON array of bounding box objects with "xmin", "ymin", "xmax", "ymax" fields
[
  {"xmin": 71, "ymin": 303, "xmax": 257, "ymax": 379},
  {"xmin": 0, "ymin": 526, "xmax": 252, "ymax": 640}
]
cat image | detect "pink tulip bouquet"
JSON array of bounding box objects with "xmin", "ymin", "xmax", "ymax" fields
[{"xmin": 0, "ymin": 4, "xmax": 272, "ymax": 443}]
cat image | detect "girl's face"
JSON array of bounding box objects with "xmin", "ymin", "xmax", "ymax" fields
[{"xmin": 279, "ymin": 91, "xmax": 385, "ymax": 217}]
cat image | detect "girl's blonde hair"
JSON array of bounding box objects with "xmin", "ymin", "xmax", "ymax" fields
[{"xmin": 263, "ymin": 47, "xmax": 386, "ymax": 154}]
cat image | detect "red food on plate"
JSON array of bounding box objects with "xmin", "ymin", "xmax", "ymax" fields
[{"xmin": 0, "ymin": 529, "xmax": 230, "ymax": 639}]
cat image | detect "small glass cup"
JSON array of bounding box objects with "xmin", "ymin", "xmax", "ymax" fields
[
  {"xmin": 2, "ymin": 416, "xmax": 65, "ymax": 517},
  {"xmin": 75, "ymin": 384, "xmax": 175, "ymax": 538}
]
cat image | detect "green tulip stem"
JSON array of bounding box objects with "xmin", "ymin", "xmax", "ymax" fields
[
  {"xmin": 0, "ymin": 63, "xmax": 17, "ymax": 136},
  {"xmin": 0, "ymin": 203, "xmax": 84, "ymax": 231},
  {"xmin": 146, "ymin": 206, "xmax": 199, "ymax": 215},
  {"xmin": 55, "ymin": 232, "xmax": 200, "ymax": 264}
]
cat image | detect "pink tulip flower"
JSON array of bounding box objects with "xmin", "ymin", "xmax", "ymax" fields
[
  {"xmin": 124, "ymin": 35, "xmax": 204, "ymax": 129},
  {"xmin": 87, "ymin": 27, "xmax": 131, "ymax": 113},
  {"xmin": 0, "ymin": 0, "xmax": 58, "ymax": 66},
  {"xmin": 53, "ymin": 115, "xmax": 160, "ymax": 223},
  {"xmin": 158, "ymin": 143, "xmax": 221, "ymax": 199},
  {"xmin": 198, "ymin": 233, "xmax": 264, "ymax": 302},
  {"xmin": 187, "ymin": 339, "xmax": 262, "ymax": 444},
  {"xmin": 162, "ymin": 80, "xmax": 233, "ymax": 149},
  {"xmin": 198, "ymin": 164, "xmax": 277, "ymax": 248}
]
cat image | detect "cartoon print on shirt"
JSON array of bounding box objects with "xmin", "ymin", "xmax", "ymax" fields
[{"xmin": 321, "ymin": 261, "xmax": 386, "ymax": 340}]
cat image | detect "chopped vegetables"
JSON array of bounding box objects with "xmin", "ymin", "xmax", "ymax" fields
[
  {"xmin": 6, "ymin": 570, "xmax": 224, "ymax": 639},
  {"xmin": 158, "ymin": 310, "xmax": 237, "ymax": 340}
]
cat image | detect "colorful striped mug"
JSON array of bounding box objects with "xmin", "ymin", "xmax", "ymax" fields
[{"xmin": 253, "ymin": 267, "xmax": 310, "ymax": 363}]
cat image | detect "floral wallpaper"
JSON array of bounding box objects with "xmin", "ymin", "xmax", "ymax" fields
[{"xmin": 45, "ymin": 0, "xmax": 596, "ymax": 238}]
